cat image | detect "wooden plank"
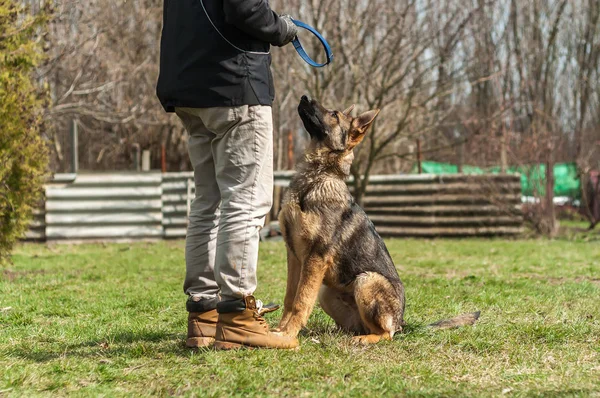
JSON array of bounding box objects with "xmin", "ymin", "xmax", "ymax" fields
[
  {"xmin": 365, "ymin": 204, "xmax": 523, "ymax": 215},
  {"xmin": 361, "ymin": 173, "xmax": 521, "ymax": 184},
  {"xmin": 25, "ymin": 230, "xmax": 46, "ymax": 240},
  {"xmin": 162, "ymin": 217, "xmax": 188, "ymax": 226},
  {"xmin": 51, "ymin": 173, "xmax": 77, "ymax": 183},
  {"xmin": 364, "ymin": 174, "xmax": 438, "ymax": 183},
  {"xmin": 46, "ymin": 186, "xmax": 161, "ymax": 199},
  {"xmin": 375, "ymin": 225, "xmax": 524, "ymax": 236},
  {"xmin": 162, "ymin": 193, "xmax": 189, "ymax": 203},
  {"xmin": 46, "ymin": 212, "xmax": 162, "ymax": 224},
  {"xmin": 363, "ymin": 193, "xmax": 521, "ymax": 206},
  {"xmin": 164, "ymin": 228, "xmax": 187, "ymax": 238},
  {"xmin": 274, "ymin": 171, "xmax": 296, "ymax": 178},
  {"xmin": 274, "ymin": 170, "xmax": 295, "ymax": 187},
  {"xmin": 47, "ymin": 225, "xmax": 164, "ymax": 239},
  {"xmin": 46, "ymin": 199, "xmax": 162, "ymax": 211},
  {"xmin": 162, "ymin": 172, "xmax": 193, "ymax": 180},
  {"xmin": 369, "ymin": 215, "xmax": 522, "ymax": 226},
  {"xmin": 161, "ymin": 204, "xmax": 188, "ymax": 214},
  {"xmin": 364, "ymin": 182, "xmax": 521, "ymax": 195},
  {"xmin": 162, "ymin": 181, "xmax": 192, "ymax": 192},
  {"xmin": 72, "ymin": 173, "xmax": 162, "ymax": 185},
  {"xmin": 28, "ymin": 219, "xmax": 46, "ymax": 228}
]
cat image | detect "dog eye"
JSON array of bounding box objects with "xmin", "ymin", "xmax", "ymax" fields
[{"xmin": 330, "ymin": 111, "xmax": 339, "ymax": 121}]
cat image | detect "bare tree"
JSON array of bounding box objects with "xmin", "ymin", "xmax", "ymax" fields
[
  {"xmin": 36, "ymin": 0, "xmax": 600, "ymax": 235},
  {"xmin": 271, "ymin": 0, "xmax": 487, "ymax": 205},
  {"xmin": 40, "ymin": 0, "xmax": 187, "ymax": 172}
]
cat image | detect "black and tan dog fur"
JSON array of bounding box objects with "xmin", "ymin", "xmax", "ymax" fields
[{"xmin": 276, "ymin": 96, "xmax": 479, "ymax": 344}]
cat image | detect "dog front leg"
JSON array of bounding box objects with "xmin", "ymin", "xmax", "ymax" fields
[
  {"xmin": 279, "ymin": 256, "xmax": 329, "ymax": 337},
  {"xmin": 278, "ymin": 250, "xmax": 302, "ymax": 330}
]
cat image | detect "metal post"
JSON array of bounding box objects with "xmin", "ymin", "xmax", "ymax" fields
[
  {"xmin": 132, "ymin": 144, "xmax": 141, "ymax": 171},
  {"xmin": 142, "ymin": 150, "xmax": 151, "ymax": 171},
  {"xmin": 70, "ymin": 119, "xmax": 78, "ymax": 174},
  {"xmin": 161, "ymin": 144, "xmax": 167, "ymax": 173},
  {"xmin": 186, "ymin": 177, "xmax": 193, "ymax": 219},
  {"xmin": 416, "ymin": 138, "xmax": 422, "ymax": 174},
  {"xmin": 545, "ymin": 143, "xmax": 556, "ymax": 236},
  {"xmin": 457, "ymin": 140, "xmax": 464, "ymax": 173}
]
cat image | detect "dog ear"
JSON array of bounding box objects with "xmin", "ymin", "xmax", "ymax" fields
[
  {"xmin": 342, "ymin": 104, "xmax": 355, "ymax": 116},
  {"xmin": 354, "ymin": 109, "xmax": 380, "ymax": 131},
  {"xmin": 349, "ymin": 109, "xmax": 380, "ymax": 147}
]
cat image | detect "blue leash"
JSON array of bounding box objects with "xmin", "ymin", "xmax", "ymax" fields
[{"xmin": 291, "ymin": 18, "xmax": 333, "ymax": 68}]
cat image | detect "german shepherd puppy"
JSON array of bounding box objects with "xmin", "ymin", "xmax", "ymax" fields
[{"xmin": 277, "ymin": 96, "xmax": 479, "ymax": 344}]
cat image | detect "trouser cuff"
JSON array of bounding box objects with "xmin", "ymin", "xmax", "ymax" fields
[
  {"xmin": 186, "ymin": 296, "xmax": 218, "ymax": 313},
  {"xmin": 216, "ymin": 298, "xmax": 246, "ymax": 314}
]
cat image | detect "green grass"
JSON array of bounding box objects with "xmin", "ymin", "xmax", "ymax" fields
[{"xmin": 2, "ymin": 238, "xmax": 600, "ymax": 397}]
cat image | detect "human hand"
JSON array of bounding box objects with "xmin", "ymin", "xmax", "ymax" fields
[{"xmin": 278, "ymin": 14, "xmax": 298, "ymax": 47}]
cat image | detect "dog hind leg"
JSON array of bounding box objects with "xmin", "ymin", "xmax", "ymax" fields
[
  {"xmin": 318, "ymin": 285, "xmax": 365, "ymax": 335},
  {"xmin": 352, "ymin": 272, "xmax": 403, "ymax": 345}
]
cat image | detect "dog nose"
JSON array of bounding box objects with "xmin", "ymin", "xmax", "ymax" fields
[{"xmin": 301, "ymin": 95, "xmax": 309, "ymax": 102}]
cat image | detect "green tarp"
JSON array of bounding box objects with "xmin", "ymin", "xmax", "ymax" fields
[{"xmin": 415, "ymin": 161, "xmax": 581, "ymax": 199}]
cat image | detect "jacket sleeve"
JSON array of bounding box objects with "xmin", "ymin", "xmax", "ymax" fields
[{"xmin": 222, "ymin": 0, "xmax": 289, "ymax": 46}]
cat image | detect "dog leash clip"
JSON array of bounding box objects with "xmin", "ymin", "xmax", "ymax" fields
[{"xmin": 291, "ymin": 18, "xmax": 333, "ymax": 68}]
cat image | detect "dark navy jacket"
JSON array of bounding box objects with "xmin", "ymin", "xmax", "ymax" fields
[{"xmin": 156, "ymin": 0, "xmax": 289, "ymax": 112}]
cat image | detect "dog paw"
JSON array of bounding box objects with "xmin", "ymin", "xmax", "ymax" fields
[
  {"xmin": 351, "ymin": 334, "xmax": 382, "ymax": 345},
  {"xmin": 273, "ymin": 327, "xmax": 299, "ymax": 338},
  {"xmin": 351, "ymin": 336, "xmax": 369, "ymax": 345}
]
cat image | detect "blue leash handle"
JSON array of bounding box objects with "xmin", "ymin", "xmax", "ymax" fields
[{"xmin": 291, "ymin": 18, "xmax": 333, "ymax": 68}]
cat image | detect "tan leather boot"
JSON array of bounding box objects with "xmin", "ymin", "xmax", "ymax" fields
[
  {"xmin": 186, "ymin": 309, "xmax": 218, "ymax": 348},
  {"xmin": 214, "ymin": 296, "xmax": 299, "ymax": 350}
]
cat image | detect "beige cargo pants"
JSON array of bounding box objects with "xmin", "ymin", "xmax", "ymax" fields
[{"xmin": 175, "ymin": 105, "xmax": 273, "ymax": 303}]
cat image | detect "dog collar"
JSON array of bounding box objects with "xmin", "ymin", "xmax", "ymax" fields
[{"xmin": 291, "ymin": 18, "xmax": 333, "ymax": 68}]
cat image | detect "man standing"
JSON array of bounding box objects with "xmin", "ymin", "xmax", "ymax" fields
[{"xmin": 156, "ymin": 0, "xmax": 298, "ymax": 350}]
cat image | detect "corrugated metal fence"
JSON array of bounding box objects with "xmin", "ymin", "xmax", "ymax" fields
[
  {"xmin": 162, "ymin": 173, "xmax": 194, "ymax": 239},
  {"xmin": 38, "ymin": 173, "xmax": 163, "ymax": 240},
  {"xmin": 28, "ymin": 172, "xmax": 522, "ymax": 240}
]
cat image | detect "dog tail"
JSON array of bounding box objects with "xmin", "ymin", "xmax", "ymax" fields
[{"xmin": 428, "ymin": 311, "xmax": 481, "ymax": 330}]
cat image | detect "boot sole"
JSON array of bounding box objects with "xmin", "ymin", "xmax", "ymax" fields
[
  {"xmin": 186, "ymin": 337, "xmax": 215, "ymax": 348},
  {"xmin": 213, "ymin": 341, "xmax": 299, "ymax": 351},
  {"xmin": 213, "ymin": 341, "xmax": 252, "ymax": 350}
]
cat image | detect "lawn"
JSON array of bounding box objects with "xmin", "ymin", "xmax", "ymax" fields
[{"xmin": 1, "ymin": 236, "xmax": 600, "ymax": 397}]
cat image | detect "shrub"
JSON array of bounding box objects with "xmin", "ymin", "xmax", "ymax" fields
[{"xmin": 0, "ymin": 0, "xmax": 49, "ymax": 263}]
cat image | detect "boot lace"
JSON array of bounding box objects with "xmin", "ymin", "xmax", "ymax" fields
[
  {"xmin": 252, "ymin": 299, "xmax": 268, "ymax": 329},
  {"xmin": 255, "ymin": 299, "xmax": 264, "ymax": 315}
]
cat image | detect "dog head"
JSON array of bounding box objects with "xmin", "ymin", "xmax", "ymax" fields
[{"xmin": 297, "ymin": 95, "xmax": 380, "ymax": 175}]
